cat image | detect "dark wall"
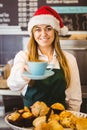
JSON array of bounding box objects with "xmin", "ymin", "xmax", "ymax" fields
[{"xmin": 0, "ymin": 35, "xmax": 23, "ymax": 64}]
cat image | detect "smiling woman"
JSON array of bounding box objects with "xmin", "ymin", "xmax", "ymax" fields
[{"xmin": 7, "ymin": 6, "xmax": 82, "ymax": 112}]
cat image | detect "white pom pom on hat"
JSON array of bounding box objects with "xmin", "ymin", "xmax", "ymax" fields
[{"xmin": 28, "ymin": 6, "xmax": 68, "ymax": 36}]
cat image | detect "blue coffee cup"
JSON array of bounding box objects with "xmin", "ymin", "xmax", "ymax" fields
[{"xmin": 27, "ymin": 61, "xmax": 48, "ymax": 75}]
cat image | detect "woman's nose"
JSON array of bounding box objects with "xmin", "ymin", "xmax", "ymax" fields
[{"xmin": 41, "ymin": 29, "xmax": 47, "ymax": 36}]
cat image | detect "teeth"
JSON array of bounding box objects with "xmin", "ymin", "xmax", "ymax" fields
[{"xmin": 42, "ymin": 38, "xmax": 48, "ymax": 40}]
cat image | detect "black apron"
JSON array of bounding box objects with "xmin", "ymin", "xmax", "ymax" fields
[{"xmin": 23, "ymin": 67, "xmax": 67, "ymax": 108}]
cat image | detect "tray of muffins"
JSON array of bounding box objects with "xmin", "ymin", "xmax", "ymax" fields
[{"xmin": 5, "ymin": 101, "xmax": 87, "ymax": 130}]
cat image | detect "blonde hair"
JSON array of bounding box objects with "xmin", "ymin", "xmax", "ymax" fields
[
  {"xmin": 54, "ymin": 31, "xmax": 71, "ymax": 87},
  {"xmin": 27, "ymin": 34, "xmax": 38, "ymax": 61},
  {"xmin": 27, "ymin": 31, "xmax": 70, "ymax": 87}
]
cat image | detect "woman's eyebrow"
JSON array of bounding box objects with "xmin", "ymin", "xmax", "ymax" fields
[
  {"xmin": 46, "ymin": 25, "xmax": 52, "ymax": 27},
  {"xmin": 34, "ymin": 26, "xmax": 41, "ymax": 29}
]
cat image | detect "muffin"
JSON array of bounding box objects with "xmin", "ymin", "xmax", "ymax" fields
[
  {"xmin": 49, "ymin": 114, "xmax": 60, "ymax": 122},
  {"xmin": 59, "ymin": 110, "xmax": 76, "ymax": 128},
  {"xmin": 48, "ymin": 120, "xmax": 64, "ymax": 130},
  {"xmin": 33, "ymin": 114, "xmax": 62, "ymax": 130},
  {"xmin": 8, "ymin": 106, "xmax": 35, "ymax": 127},
  {"xmin": 33, "ymin": 116, "xmax": 46, "ymax": 127},
  {"xmin": 30, "ymin": 101, "xmax": 49, "ymax": 117},
  {"xmin": 22, "ymin": 111, "xmax": 35, "ymax": 127},
  {"xmin": 33, "ymin": 113, "xmax": 60, "ymax": 127},
  {"xmin": 8, "ymin": 111, "xmax": 23, "ymax": 127},
  {"xmin": 76, "ymin": 117, "xmax": 87, "ymax": 130},
  {"xmin": 51, "ymin": 103, "xmax": 65, "ymax": 114}
]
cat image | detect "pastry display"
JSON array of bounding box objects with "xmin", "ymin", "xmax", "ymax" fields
[{"xmin": 6, "ymin": 101, "xmax": 87, "ymax": 130}]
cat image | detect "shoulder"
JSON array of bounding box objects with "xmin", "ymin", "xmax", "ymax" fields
[
  {"xmin": 15, "ymin": 50, "xmax": 28, "ymax": 58},
  {"xmin": 63, "ymin": 51, "xmax": 77, "ymax": 67},
  {"xmin": 14, "ymin": 50, "xmax": 28, "ymax": 63},
  {"xmin": 63, "ymin": 51, "xmax": 76, "ymax": 61}
]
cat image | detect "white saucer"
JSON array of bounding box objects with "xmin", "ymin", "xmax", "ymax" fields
[{"xmin": 23, "ymin": 70, "xmax": 54, "ymax": 80}]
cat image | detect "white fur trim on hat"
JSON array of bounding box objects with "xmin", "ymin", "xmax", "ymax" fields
[{"xmin": 28, "ymin": 15, "xmax": 68, "ymax": 36}]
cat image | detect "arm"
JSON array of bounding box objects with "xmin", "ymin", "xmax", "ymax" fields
[
  {"xmin": 64, "ymin": 52, "xmax": 82, "ymax": 111},
  {"xmin": 7, "ymin": 50, "xmax": 30, "ymax": 94}
]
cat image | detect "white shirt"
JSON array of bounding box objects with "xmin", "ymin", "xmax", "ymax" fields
[{"xmin": 7, "ymin": 50, "xmax": 82, "ymax": 111}]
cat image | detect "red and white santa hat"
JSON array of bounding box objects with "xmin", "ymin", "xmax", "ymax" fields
[{"xmin": 28, "ymin": 6, "xmax": 68, "ymax": 36}]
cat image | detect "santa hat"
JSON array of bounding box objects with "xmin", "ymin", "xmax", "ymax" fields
[{"xmin": 28, "ymin": 6, "xmax": 68, "ymax": 36}]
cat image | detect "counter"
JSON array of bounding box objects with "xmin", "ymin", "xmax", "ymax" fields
[
  {"xmin": 0, "ymin": 89, "xmax": 20, "ymax": 96},
  {"xmin": 0, "ymin": 86, "xmax": 87, "ymax": 98}
]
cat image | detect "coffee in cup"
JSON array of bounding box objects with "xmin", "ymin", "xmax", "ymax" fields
[{"xmin": 27, "ymin": 61, "xmax": 48, "ymax": 75}]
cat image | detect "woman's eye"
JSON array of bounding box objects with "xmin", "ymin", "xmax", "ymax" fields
[
  {"xmin": 46, "ymin": 27, "xmax": 53, "ymax": 31},
  {"xmin": 35, "ymin": 28, "xmax": 41, "ymax": 32}
]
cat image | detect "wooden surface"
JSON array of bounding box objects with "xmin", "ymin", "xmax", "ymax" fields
[{"xmin": 60, "ymin": 34, "xmax": 87, "ymax": 40}]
